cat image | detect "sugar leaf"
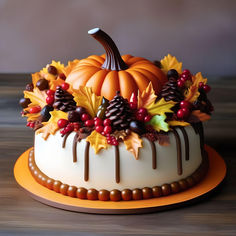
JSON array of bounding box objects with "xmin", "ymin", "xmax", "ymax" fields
[
  {"xmin": 192, "ymin": 72, "xmax": 207, "ymax": 87},
  {"xmin": 73, "ymin": 86, "xmax": 102, "ymax": 118},
  {"xmin": 124, "ymin": 132, "xmax": 143, "ymax": 160},
  {"xmin": 168, "ymin": 120, "xmax": 190, "ymax": 127},
  {"xmin": 160, "ymin": 54, "xmax": 182, "ymax": 74},
  {"xmin": 137, "ymin": 82, "xmax": 157, "ymax": 108},
  {"xmin": 184, "ymin": 85, "xmax": 200, "ymax": 103},
  {"xmin": 24, "ymin": 88, "xmax": 47, "ymax": 108},
  {"xmin": 31, "ymin": 72, "xmax": 41, "ymax": 87},
  {"xmin": 147, "ymin": 114, "xmax": 169, "ymax": 132},
  {"xmin": 191, "ymin": 110, "xmax": 211, "ymax": 122},
  {"xmin": 86, "ymin": 130, "xmax": 109, "ymax": 154},
  {"xmin": 145, "ymin": 98, "xmax": 176, "ymax": 116}
]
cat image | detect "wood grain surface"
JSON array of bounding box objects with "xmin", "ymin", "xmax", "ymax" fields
[{"xmin": 0, "ymin": 74, "xmax": 235, "ymax": 235}]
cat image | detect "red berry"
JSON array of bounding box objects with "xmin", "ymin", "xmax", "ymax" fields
[
  {"xmin": 29, "ymin": 106, "xmax": 41, "ymax": 114},
  {"xmin": 180, "ymin": 76, "xmax": 187, "ymax": 82},
  {"xmin": 177, "ymin": 108, "xmax": 190, "ymax": 119},
  {"xmin": 180, "ymin": 100, "xmax": 191, "ymax": 109},
  {"xmin": 59, "ymin": 73, "xmax": 66, "ymax": 80},
  {"xmin": 203, "ymin": 84, "xmax": 211, "ymax": 93},
  {"xmin": 136, "ymin": 112, "xmax": 145, "ymax": 121},
  {"xmin": 101, "ymin": 131, "xmax": 105, "ymax": 136},
  {"xmin": 199, "ymin": 82, "xmax": 204, "ymax": 88},
  {"xmin": 112, "ymin": 140, "xmax": 119, "ymax": 146},
  {"xmin": 95, "ymin": 125, "xmax": 104, "ymax": 133},
  {"xmin": 130, "ymin": 102, "xmax": 137, "ymax": 110},
  {"xmin": 30, "ymin": 122, "xmax": 35, "ymax": 128},
  {"xmin": 46, "ymin": 89, "xmax": 55, "ymax": 96},
  {"xmin": 73, "ymin": 122, "xmax": 80, "ymax": 131},
  {"xmin": 182, "ymin": 108, "xmax": 190, "ymax": 118},
  {"xmin": 177, "ymin": 79, "xmax": 185, "ymax": 88},
  {"xmin": 104, "ymin": 125, "xmax": 112, "ymax": 134},
  {"xmin": 26, "ymin": 122, "xmax": 31, "ymax": 127},
  {"xmin": 61, "ymin": 82, "xmax": 70, "ymax": 90},
  {"xmin": 94, "ymin": 118, "xmax": 103, "ymax": 126},
  {"xmin": 177, "ymin": 109, "xmax": 185, "ymax": 119},
  {"xmin": 65, "ymin": 124, "xmax": 74, "ymax": 133},
  {"xmin": 103, "ymin": 118, "xmax": 111, "ymax": 126},
  {"xmin": 107, "ymin": 139, "xmax": 112, "ymax": 144},
  {"xmin": 144, "ymin": 115, "xmax": 152, "ymax": 122},
  {"xmin": 46, "ymin": 96, "xmax": 54, "ymax": 105},
  {"xmin": 182, "ymin": 69, "xmax": 190, "ymax": 75},
  {"xmin": 57, "ymin": 119, "xmax": 69, "ymax": 128},
  {"xmin": 81, "ymin": 113, "xmax": 90, "ymax": 121},
  {"xmin": 138, "ymin": 108, "xmax": 148, "ymax": 116},
  {"xmin": 85, "ymin": 119, "xmax": 94, "ymax": 127}
]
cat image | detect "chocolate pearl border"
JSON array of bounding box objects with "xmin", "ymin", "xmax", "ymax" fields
[{"xmin": 28, "ymin": 149, "xmax": 209, "ymax": 201}]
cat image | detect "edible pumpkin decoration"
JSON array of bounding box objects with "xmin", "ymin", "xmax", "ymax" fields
[{"xmin": 66, "ymin": 28, "xmax": 167, "ymax": 100}]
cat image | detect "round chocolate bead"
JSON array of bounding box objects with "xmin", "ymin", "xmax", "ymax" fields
[
  {"xmin": 53, "ymin": 180, "xmax": 62, "ymax": 193},
  {"xmin": 186, "ymin": 176, "xmax": 195, "ymax": 187},
  {"xmin": 121, "ymin": 189, "xmax": 132, "ymax": 201},
  {"xmin": 76, "ymin": 187, "xmax": 87, "ymax": 199},
  {"xmin": 40, "ymin": 105, "xmax": 53, "ymax": 122},
  {"xmin": 87, "ymin": 189, "xmax": 98, "ymax": 200},
  {"xmin": 46, "ymin": 178, "xmax": 54, "ymax": 190},
  {"xmin": 75, "ymin": 106, "xmax": 86, "ymax": 116},
  {"xmin": 47, "ymin": 65, "xmax": 58, "ymax": 75},
  {"xmin": 132, "ymin": 188, "xmax": 142, "ymax": 200},
  {"xmin": 178, "ymin": 179, "xmax": 188, "ymax": 190},
  {"xmin": 142, "ymin": 187, "xmax": 153, "ymax": 199},
  {"xmin": 60, "ymin": 184, "xmax": 69, "ymax": 195},
  {"xmin": 68, "ymin": 110, "xmax": 81, "ymax": 122},
  {"xmin": 167, "ymin": 69, "xmax": 179, "ymax": 80},
  {"xmin": 110, "ymin": 189, "xmax": 121, "ymax": 201},
  {"xmin": 152, "ymin": 186, "xmax": 162, "ymax": 198},
  {"xmin": 25, "ymin": 83, "xmax": 34, "ymax": 91},
  {"xmin": 192, "ymin": 170, "xmax": 202, "ymax": 183},
  {"xmin": 161, "ymin": 184, "xmax": 171, "ymax": 196},
  {"xmin": 36, "ymin": 78, "xmax": 49, "ymax": 91},
  {"xmin": 170, "ymin": 182, "xmax": 181, "ymax": 193},
  {"xmin": 67, "ymin": 186, "xmax": 77, "ymax": 198},
  {"xmin": 19, "ymin": 98, "xmax": 31, "ymax": 108},
  {"xmin": 98, "ymin": 190, "xmax": 110, "ymax": 201}
]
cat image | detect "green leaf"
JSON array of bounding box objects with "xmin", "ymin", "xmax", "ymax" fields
[{"xmin": 147, "ymin": 114, "xmax": 169, "ymax": 132}]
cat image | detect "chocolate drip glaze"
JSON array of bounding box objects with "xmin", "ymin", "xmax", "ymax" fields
[
  {"xmin": 88, "ymin": 28, "xmax": 128, "ymax": 71},
  {"xmin": 84, "ymin": 142, "xmax": 90, "ymax": 181},
  {"xmin": 172, "ymin": 128, "xmax": 183, "ymax": 175},
  {"xmin": 62, "ymin": 132, "xmax": 72, "ymax": 148},
  {"xmin": 179, "ymin": 127, "xmax": 189, "ymax": 161},
  {"xmin": 148, "ymin": 140, "xmax": 157, "ymax": 169},
  {"xmin": 115, "ymin": 145, "xmax": 120, "ymax": 183},
  {"xmin": 73, "ymin": 133, "xmax": 78, "ymax": 162}
]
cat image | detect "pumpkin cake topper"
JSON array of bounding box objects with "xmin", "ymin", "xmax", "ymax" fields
[{"xmin": 66, "ymin": 28, "xmax": 167, "ymax": 100}]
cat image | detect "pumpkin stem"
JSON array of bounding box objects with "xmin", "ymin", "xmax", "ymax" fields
[{"xmin": 88, "ymin": 28, "xmax": 128, "ymax": 71}]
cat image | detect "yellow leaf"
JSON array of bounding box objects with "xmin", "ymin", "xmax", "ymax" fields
[
  {"xmin": 192, "ymin": 72, "xmax": 208, "ymax": 87},
  {"xmin": 124, "ymin": 132, "xmax": 143, "ymax": 160},
  {"xmin": 184, "ymin": 85, "xmax": 200, "ymax": 103},
  {"xmin": 50, "ymin": 78, "xmax": 66, "ymax": 90},
  {"xmin": 86, "ymin": 130, "xmax": 109, "ymax": 154},
  {"xmin": 35, "ymin": 110, "xmax": 67, "ymax": 140},
  {"xmin": 73, "ymin": 86, "xmax": 102, "ymax": 118},
  {"xmin": 192, "ymin": 110, "xmax": 211, "ymax": 122},
  {"xmin": 145, "ymin": 98, "xmax": 176, "ymax": 116},
  {"xmin": 168, "ymin": 120, "xmax": 190, "ymax": 127},
  {"xmin": 64, "ymin": 59, "xmax": 80, "ymax": 76},
  {"xmin": 137, "ymin": 82, "xmax": 157, "ymax": 108},
  {"xmin": 40, "ymin": 61, "xmax": 65, "ymax": 81},
  {"xmin": 24, "ymin": 88, "xmax": 47, "ymax": 108},
  {"xmin": 31, "ymin": 72, "xmax": 41, "ymax": 87},
  {"xmin": 160, "ymin": 54, "xmax": 182, "ymax": 74}
]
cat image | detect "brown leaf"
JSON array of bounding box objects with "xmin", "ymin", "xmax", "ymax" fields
[{"xmin": 124, "ymin": 132, "xmax": 143, "ymax": 159}]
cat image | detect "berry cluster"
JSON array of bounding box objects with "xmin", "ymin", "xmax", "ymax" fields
[
  {"xmin": 177, "ymin": 69, "xmax": 192, "ymax": 88},
  {"xmin": 135, "ymin": 108, "xmax": 152, "ymax": 123},
  {"xmin": 176, "ymin": 100, "xmax": 192, "ymax": 120},
  {"xmin": 26, "ymin": 121, "xmax": 35, "ymax": 128}
]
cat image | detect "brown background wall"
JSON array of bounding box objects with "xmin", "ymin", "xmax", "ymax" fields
[{"xmin": 0, "ymin": 0, "xmax": 235, "ymax": 76}]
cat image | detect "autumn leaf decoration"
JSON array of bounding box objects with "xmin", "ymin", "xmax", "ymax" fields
[
  {"xmin": 160, "ymin": 54, "xmax": 182, "ymax": 74},
  {"xmin": 73, "ymin": 86, "xmax": 102, "ymax": 118},
  {"xmin": 36, "ymin": 110, "xmax": 67, "ymax": 140},
  {"xmin": 86, "ymin": 131, "xmax": 109, "ymax": 154},
  {"xmin": 124, "ymin": 132, "xmax": 143, "ymax": 159}
]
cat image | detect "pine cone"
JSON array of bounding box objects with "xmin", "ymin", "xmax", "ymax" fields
[
  {"xmin": 160, "ymin": 77, "xmax": 184, "ymax": 102},
  {"xmin": 53, "ymin": 87, "xmax": 76, "ymax": 112},
  {"xmin": 105, "ymin": 91, "xmax": 132, "ymax": 131}
]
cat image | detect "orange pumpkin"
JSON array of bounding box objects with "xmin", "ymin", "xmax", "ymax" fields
[{"xmin": 66, "ymin": 28, "xmax": 167, "ymax": 100}]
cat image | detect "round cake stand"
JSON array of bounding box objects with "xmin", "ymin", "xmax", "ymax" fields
[{"xmin": 14, "ymin": 145, "xmax": 226, "ymax": 214}]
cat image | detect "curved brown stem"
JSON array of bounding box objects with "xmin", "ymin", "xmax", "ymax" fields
[{"xmin": 88, "ymin": 28, "xmax": 128, "ymax": 71}]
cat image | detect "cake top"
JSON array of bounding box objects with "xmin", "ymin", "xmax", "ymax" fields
[{"xmin": 19, "ymin": 28, "xmax": 213, "ymax": 158}]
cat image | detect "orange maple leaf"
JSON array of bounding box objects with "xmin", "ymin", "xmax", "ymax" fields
[
  {"xmin": 184, "ymin": 85, "xmax": 200, "ymax": 103},
  {"xmin": 192, "ymin": 110, "xmax": 211, "ymax": 122},
  {"xmin": 124, "ymin": 132, "xmax": 143, "ymax": 159}
]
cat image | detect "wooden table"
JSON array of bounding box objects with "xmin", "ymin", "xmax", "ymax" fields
[{"xmin": 0, "ymin": 74, "xmax": 235, "ymax": 235}]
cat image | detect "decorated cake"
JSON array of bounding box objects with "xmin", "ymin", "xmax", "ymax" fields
[{"xmin": 19, "ymin": 28, "xmax": 213, "ymax": 201}]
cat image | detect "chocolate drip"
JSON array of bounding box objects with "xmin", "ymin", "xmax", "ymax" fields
[
  {"xmin": 172, "ymin": 128, "xmax": 183, "ymax": 175},
  {"xmin": 73, "ymin": 133, "xmax": 78, "ymax": 162},
  {"xmin": 148, "ymin": 140, "xmax": 157, "ymax": 169},
  {"xmin": 115, "ymin": 145, "xmax": 120, "ymax": 183},
  {"xmin": 179, "ymin": 127, "xmax": 189, "ymax": 161},
  {"xmin": 84, "ymin": 142, "xmax": 90, "ymax": 181},
  {"xmin": 191, "ymin": 122, "xmax": 205, "ymax": 156},
  {"xmin": 88, "ymin": 28, "xmax": 128, "ymax": 71},
  {"xmin": 62, "ymin": 132, "xmax": 72, "ymax": 148}
]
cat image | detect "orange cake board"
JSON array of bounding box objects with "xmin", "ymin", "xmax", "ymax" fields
[{"xmin": 14, "ymin": 145, "xmax": 226, "ymax": 214}]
